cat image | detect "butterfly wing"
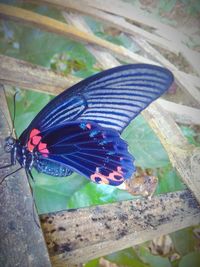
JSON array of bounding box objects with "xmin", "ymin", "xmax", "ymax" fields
[
  {"xmin": 19, "ymin": 64, "xmax": 174, "ymax": 145},
  {"xmin": 30, "ymin": 121, "xmax": 135, "ymax": 186},
  {"xmin": 79, "ymin": 64, "xmax": 174, "ymax": 132}
]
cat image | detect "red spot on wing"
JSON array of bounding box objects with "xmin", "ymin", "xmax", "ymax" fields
[
  {"xmin": 32, "ymin": 135, "xmax": 42, "ymax": 145},
  {"xmin": 27, "ymin": 128, "xmax": 49, "ymax": 157},
  {"xmin": 30, "ymin": 128, "xmax": 40, "ymax": 138},
  {"xmin": 38, "ymin": 142, "xmax": 49, "ymax": 157},
  {"xmin": 38, "ymin": 142, "xmax": 47, "ymax": 150},
  {"xmin": 27, "ymin": 141, "xmax": 34, "ymax": 152}
]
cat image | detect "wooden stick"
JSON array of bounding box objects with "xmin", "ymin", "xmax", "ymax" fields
[
  {"xmin": 157, "ymin": 99, "xmax": 200, "ymax": 125},
  {"xmin": 33, "ymin": 0, "xmax": 180, "ymax": 55},
  {"xmin": 40, "ymin": 190, "xmax": 200, "ymax": 264},
  {"xmin": 0, "ymin": 54, "xmax": 79, "ymax": 95},
  {"xmin": 81, "ymin": 0, "xmax": 188, "ymax": 44},
  {"xmin": 0, "ymin": 88, "xmax": 51, "ymax": 267},
  {"xmin": 142, "ymin": 103, "xmax": 200, "ymax": 203},
  {"xmin": 134, "ymin": 38, "xmax": 200, "ymax": 105},
  {"xmin": 77, "ymin": 0, "xmax": 200, "ymax": 76},
  {"xmin": 0, "ymin": 4, "xmax": 157, "ymax": 65}
]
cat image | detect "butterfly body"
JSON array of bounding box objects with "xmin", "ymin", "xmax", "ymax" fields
[{"xmin": 4, "ymin": 64, "xmax": 174, "ymax": 186}]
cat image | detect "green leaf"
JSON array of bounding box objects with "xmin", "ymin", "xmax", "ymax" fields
[
  {"xmin": 0, "ymin": 19, "xmax": 96, "ymax": 69},
  {"xmin": 66, "ymin": 182, "xmax": 133, "ymax": 209},
  {"xmin": 105, "ymin": 247, "xmax": 149, "ymax": 267},
  {"xmin": 5, "ymin": 88, "xmax": 52, "ymax": 137},
  {"xmin": 31, "ymin": 172, "xmax": 89, "ymax": 214},
  {"xmin": 180, "ymin": 126, "xmax": 200, "ymax": 147},
  {"xmin": 179, "ymin": 252, "xmax": 200, "ymax": 267},
  {"xmin": 158, "ymin": 0, "xmax": 177, "ymax": 13},
  {"xmin": 122, "ymin": 116, "xmax": 169, "ymax": 168},
  {"xmin": 137, "ymin": 246, "xmax": 171, "ymax": 267},
  {"xmin": 170, "ymin": 227, "xmax": 197, "ymax": 256},
  {"xmin": 84, "ymin": 258, "xmax": 100, "ymax": 267},
  {"xmin": 156, "ymin": 164, "xmax": 186, "ymax": 194}
]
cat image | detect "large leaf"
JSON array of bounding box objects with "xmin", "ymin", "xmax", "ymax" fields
[
  {"xmin": 122, "ymin": 116, "xmax": 170, "ymax": 168},
  {"xmin": 105, "ymin": 247, "xmax": 149, "ymax": 267},
  {"xmin": 170, "ymin": 227, "xmax": 197, "ymax": 256},
  {"xmin": 31, "ymin": 171, "xmax": 89, "ymax": 214},
  {"xmin": 156, "ymin": 164, "xmax": 186, "ymax": 194},
  {"xmin": 137, "ymin": 246, "xmax": 171, "ymax": 267},
  {"xmin": 179, "ymin": 252, "xmax": 200, "ymax": 267}
]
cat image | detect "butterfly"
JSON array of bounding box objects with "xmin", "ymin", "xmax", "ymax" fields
[{"xmin": 3, "ymin": 64, "xmax": 174, "ymax": 186}]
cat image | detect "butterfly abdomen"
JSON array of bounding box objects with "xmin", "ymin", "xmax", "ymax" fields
[{"xmin": 34, "ymin": 158, "xmax": 73, "ymax": 177}]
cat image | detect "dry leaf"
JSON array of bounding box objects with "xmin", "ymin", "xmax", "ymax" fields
[
  {"xmin": 148, "ymin": 235, "xmax": 174, "ymax": 256},
  {"xmin": 125, "ymin": 168, "xmax": 158, "ymax": 198},
  {"xmin": 169, "ymin": 252, "xmax": 181, "ymax": 262},
  {"xmin": 99, "ymin": 257, "xmax": 121, "ymax": 267}
]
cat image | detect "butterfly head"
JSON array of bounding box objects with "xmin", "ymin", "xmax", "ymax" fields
[{"xmin": 4, "ymin": 136, "xmax": 16, "ymax": 153}]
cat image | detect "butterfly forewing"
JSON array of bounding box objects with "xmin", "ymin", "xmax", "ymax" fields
[{"xmin": 20, "ymin": 64, "xmax": 174, "ymax": 139}]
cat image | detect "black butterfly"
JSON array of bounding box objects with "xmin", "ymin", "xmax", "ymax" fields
[{"xmin": 3, "ymin": 64, "xmax": 174, "ymax": 186}]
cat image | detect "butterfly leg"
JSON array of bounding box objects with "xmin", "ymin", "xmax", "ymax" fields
[{"xmin": 26, "ymin": 169, "xmax": 35, "ymax": 182}]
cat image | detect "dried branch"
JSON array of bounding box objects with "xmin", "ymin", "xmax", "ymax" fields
[{"xmin": 40, "ymin": 190, "xmax": 200, "ymax": 265}]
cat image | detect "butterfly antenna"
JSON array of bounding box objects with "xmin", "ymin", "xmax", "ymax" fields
[
  {"xmin": 0, "ymin": 89, "xmax": 18, "ymax": 136},
  {"xmin": 26, "ymin": 169, "xmax": 40, "ymax": 228},
  {"xmin": 0, "ymin": 166, "xmax": 23, "ymax": 185},
  {"xmin": 0, "ymin": 106, "xmax": 12, "ymax": 134},
  {"xmin": 11, "ymin": 91, "xmax": 18, "ymax": 137},
  {"xmin": 32, "ymin": 195, "xmax": 41, "ymax": 228}
]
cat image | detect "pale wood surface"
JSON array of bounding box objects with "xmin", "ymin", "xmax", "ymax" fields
[
  {"xmin": 40, "ymin": 190, "xmax": 200, "ymax": 265},
  {"xmin": 0, "ymin": 89, "xmax": 51, "ymax": 267},
  {"xmin": 157, "ymin": 99, "xmax": 200, "ymax": 125}
]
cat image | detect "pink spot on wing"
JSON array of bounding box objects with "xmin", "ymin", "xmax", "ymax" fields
[
  {"xmin": 117, "ymin": 166, "xmax": 123, "ymax": 173},
  {"xmin": 86, "ymin": 123, "xmax": 92, "ymax": 130},
  {"xmin": 90, "ymin": 166, "xmax": 125, "ymax": 185},
  {"xmin": 90, "ymin": 173, "xmax": 109, "ymax": 184}
]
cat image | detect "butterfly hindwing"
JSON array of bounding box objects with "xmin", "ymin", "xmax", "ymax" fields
[{"xmin": 29, "ymin": 121, "xmax": 135, "ymax": 186}]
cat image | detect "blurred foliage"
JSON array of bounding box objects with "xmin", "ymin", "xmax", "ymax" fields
[
  {"xmin": 1, "ymin": 1, "xmax": 200, "ymax": 266},
  {"xmin": 180, "ymin": 125, "xmax": 200, "ymax": 147}
]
